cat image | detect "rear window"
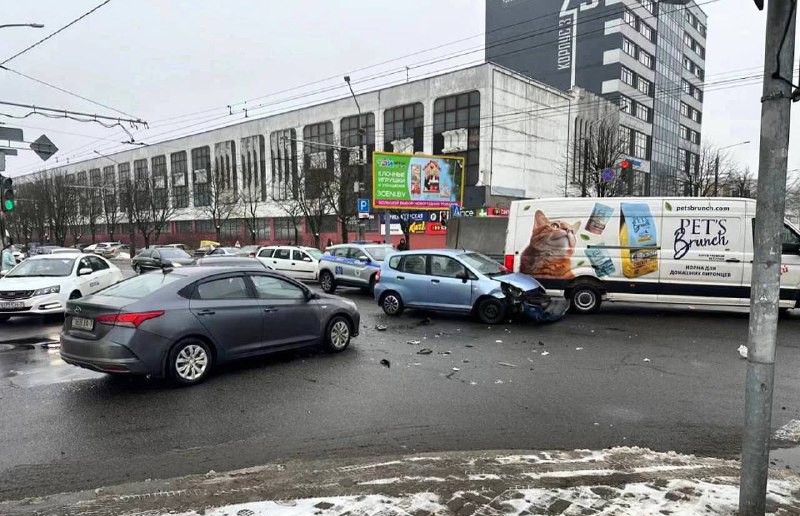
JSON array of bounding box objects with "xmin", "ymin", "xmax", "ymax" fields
[{"xmin": 100, "ymin": 273, "xmax": 184, "ymax": 299}]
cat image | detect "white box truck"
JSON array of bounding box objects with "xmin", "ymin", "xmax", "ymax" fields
[{"xmin": 504, "ymin": 197, "xmax": 800, "ymax": 314}]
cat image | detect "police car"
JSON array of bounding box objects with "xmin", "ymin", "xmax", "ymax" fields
[{"xmin": 318, "ymin": 243, "xmax": 394, "ymax": 294}]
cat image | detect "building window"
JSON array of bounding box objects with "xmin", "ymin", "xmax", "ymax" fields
[
  {"xmin": 134, "ymin": 159, "xmax": 148, "ymax": 184},
  {"xmin": 192, "ymin": 146, "xmax": 211, "ymax": 207},
  {"xmin": 639, "ymin": 21, "xmax": 654, "ymax": 42},
  {"xmin": 636, "ymin": 104, "xmax": 651, "ymax": 122},
  {"xmin": 151, "ymin": 155, "xmax": 168, "ymax": 209},
  {"xmin": 118, "ymin": 163, "xmax": 130, "ymax": 187},
  {"xmin": 640, "ymin": 0, "xmax": 654, "ymax": 14},
  {"xmin": 383, "ymin": 102, "xmax": 424, "ymax": 152},
  {"xmin": 170, "ymin": 151, "xmax": 189, "ymax": 208},
  {"xmin": 682, "ymin": 79, "xmax": 691, "ymax": 94},
  {"xmin": 274, "ymin": 217, "xmax": 299, "ymax": 241},
  {"xmin": 634, "ymin": 132, "xmax": 649, "ymax": 159},
  {"xmin": 693, "ymin": 85, "xmax": 703, "ymax": 102},
  {"xmin": 679, "ymin": 125, "xmax": 688, "ymax": 140},
  {"xmin": 196, "ymin": 219, "xmax": 215, "ymax": 233},
  {"xmin": 341, "ymin": 113, "xmax": 376, "ymax": 203},
  {"xmin": 637, "ymin": 76, "xmax": 652, "ymax": 96},
  {"xmin": 433, "ymin": 90, "xmax": 480, "ymax": 186},
  {"xmin": 240, "ymin": 135, "xmax": 267, "ymax": 202},
  {"xmin": 680, "ymin": 102, "xmax": 690, "ymax": 117},
  {"xmin": 102, "ymin": 165, "xmax": 116, "ymax": 210},
  {"xmin": 303, "ymin": 121, "xmax": 335, "ymax": 198},
  {"xmin": 623, "ymin": 8, "xmax": 637, "ymax": 28},
  {"xmin": 622, "ymin": 37, "xmax": 636, "ymax": 58},
  {"xmin": 175, "ymin": 220, "xmax": 193, "ymax": 234},
  {"xmin": 619, "ymin": 95, "xmax": 633, "ymax": 114},
  {"xmin": 619, "ymin": 126, "xmax": 632, "ymax": 154},
  {"xmin": 213, "ymin": 141, "xmax": 237, "ymax": 197},
  {"xmin": 270, "ymin": 129, "xmax": 298, "ymax": 200},
  {"xmin": 621, "ymin": 66, "xmax": 634, "ymax": 86},
  {"xmin": 639, "ymin": 49, "xmax": 654, "ymax": 69},
  {"xmin": 693, "ymin": 109, "xmax": 702, "ymax": 123},
  {"xmin": 220, "ymin": 218, "xmax": 242, "ymax": 239}
]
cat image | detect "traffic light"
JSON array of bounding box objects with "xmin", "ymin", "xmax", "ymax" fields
[
  {"xmin": 620, "ymin": 160, "xmax": 631, "ymax": 171},
  {"xmin": 1, "ymin": 175, "xmax": 14, "ymax": 212}
]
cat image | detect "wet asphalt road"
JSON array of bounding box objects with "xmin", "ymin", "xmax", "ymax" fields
[{"xmin": 2, "ymin": 265, "xmax": 800, "ymax": 500}]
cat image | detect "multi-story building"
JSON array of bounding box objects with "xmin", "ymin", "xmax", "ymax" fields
[
  {"xmin": 14, "ymin": 63, "xmax": 574, "ymax": 249},
  {"xmin": 486, "ymin": 0, "xmax": 707, "ymax": 195}
]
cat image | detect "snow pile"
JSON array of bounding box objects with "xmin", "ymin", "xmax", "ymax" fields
[{"xmin": 774, "ymin": 419, "xmax": 800, "ymax": 442}]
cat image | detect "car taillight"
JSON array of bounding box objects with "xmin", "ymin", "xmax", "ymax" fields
[
  {"xmin": 249, "ymin": 253, "xmax": 255, "ymax": 257},
  {"xmin": 375, "ymin": 269, "xmax": 381, "ymax": 283},
  {"xmin": 97, "ymin": 311, "xmax": 165, "ymax": 328},
  {"xmin": 504, "ymin": 254, "xmax": 515, "ymax": 272}
]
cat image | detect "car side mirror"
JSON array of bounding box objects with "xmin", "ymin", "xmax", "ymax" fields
[
  {"xmin": 782, "ymin": 242, "xmax": 800, "ymax": 254},
  {"xmin": 303, "ymin": 256, "xmax": 312, "ymax": 262},
  {"xmin": 78, "ymin": 267, "xmax": 93, "ymax": 276},
  {"xmin": 358, "ymin": 255, "xmax": 370, "ymax": 263},
  {"xmin": 305, "ymin": 290, "xmax": 319, "ymax": 301},
  {"xmin": 458, "ymin": 271, "xmax": 470, "ymax": 283}
]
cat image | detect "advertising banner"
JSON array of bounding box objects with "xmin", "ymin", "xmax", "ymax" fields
[{"xmin": 372, "ymin": 151, "xmax": 464, "ymax": 210}]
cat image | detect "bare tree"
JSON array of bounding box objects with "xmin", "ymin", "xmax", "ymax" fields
[
  {"xmin": 240, "ymin": 183, "xmax": 262, "ymax": 245},
  {"xmin": 569, "ymin": 120, "xmax": 630, "ymax": 197},
  {"xmin": 128, "ymin": 173, "xmax": 177, "ymax": 249},
  {"xmin": 101, "ymin": 175, "xmax": 122, "ymax": 242},
  {"xmin": 724, "ymin": 166, "xmax": 756, "ymax": 198},
  {"xmin": 197, "ymin": 164, "xmax": 238, "ymax": 242},
  {"xmin": 319, "ymin": 149, "xmax": 358, "ymax": 243},
  {"xmin": 39, "ymin": 170, "xmax": 78, "ymax": 246},
  {"xmin": 272, "ymin": 194, "xmax": 303, "ymax": 244},
  {"xmin": 119, "ymin": 178, "xmax": 137, "ymax": 250}
]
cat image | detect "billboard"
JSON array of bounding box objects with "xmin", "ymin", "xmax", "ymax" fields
[{"xmin": 372, "ymin": 151, "xmax": 464, "ymax": 210}]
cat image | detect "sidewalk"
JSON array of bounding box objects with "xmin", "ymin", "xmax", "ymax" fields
[{"xmin": 3, "ymin": 447, "xmax": 800, "ymax": 515}]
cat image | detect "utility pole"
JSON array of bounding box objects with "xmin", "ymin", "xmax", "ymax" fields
[
  {"xmin": 740, "ymin": 0, "xmax": 796, "ymax": 513},
  {"xmin": 344, "ymin": 76, "xmax": 366, "ymax": 242}
]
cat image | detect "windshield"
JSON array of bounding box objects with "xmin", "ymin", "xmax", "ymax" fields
[
  {"xmin": 100, "ymin": 273, "xmax": 184, "ymax": 299},
  {"xmin": 460, "ymin": 252, "xmax": 507, "ymax": 276},
  {"xmin": 159, "ymin": 249, "xmax": 191, "ymax": 259},
  {"xmin": 305, "ymin": 249, "xmax": 323, "ymax": 259},
  {"xmin": 7, "ymin": 257, "xmax": 76, "ymax": 277},
  {"xmin": 364, "ymin": 246, "xmax": 391, "ymax": 261}
]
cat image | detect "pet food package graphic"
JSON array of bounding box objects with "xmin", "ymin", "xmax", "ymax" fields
[
  {"xmin": 585, "ymin": 202, "xmax": 613, "ymax": 235},
  {"xmin": 585, "ymin": 244, "xmax": 615, "ymax": 278},
  {"xmin": 619, "ymin": 203, "xmax": 659, "ymax": 279}
]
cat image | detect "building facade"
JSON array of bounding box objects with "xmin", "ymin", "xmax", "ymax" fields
[
  {"xmin": 486, "ymin": 0, "xmax": 707, "ymax": 195},
  {"xmin": 17, "ymin": 63, "xmax": 573, "ymax": 249}
]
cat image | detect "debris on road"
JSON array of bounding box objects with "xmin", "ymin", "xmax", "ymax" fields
[
  {"xmin": 407, "ymin": 340, "xmax": 421, "ymax": 345},
  {"xmin": 417, "ymin": 317, "xmax": 432, "ymax": 326},
  {"xmin": 541, "ymin": 351, "xmax": 550, "ymax": 357},
  {"xmin": 375, "ymin": 325, "xmax": 387, "ymax": 331},
  {"xmin": 416, "ymin": 348, "xmax": 433, "ymax": 355},
  {"xmin": 498, "ymin": 362, "xmax": 517, "ymax": 368},
  {"xmin": 643, "ymin": 358, "xmax": 651, "ymax": 363},
  {"xmin": 465, "ymin": 344, "xmax": 473, "ymax": 348},
  {"xmin": 495, "ymin": 340, "xmax": 503, "ymax": 343},
  {"xmin": 437, "ymin": 351, "xmax": 451, "ymax": 355},
  {"xmin": 538, "ymin": 341, "xmax": 545, "ymax": 346},
  {"xmin": 452, "ymin": 367, "xmax": 460, "ymax": 372},
  {"xmin": 380, "ymin": 359, "xmax": 391, "ymax": 368},
  {"xmin": 738, "ymin": 345, "xmax": 748, "ymax": 359},
  {"xmin": 495, "ymin": 379, "xmax": 504, "ymax": 384},
  {"xmin": 576, "ymin": 347, "xmax": 584, "ymax": 351}
]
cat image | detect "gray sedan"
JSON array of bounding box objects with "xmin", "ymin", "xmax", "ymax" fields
[{"xmin": 60, "ymin": 267, "xmax": 360, "ymax": 385}]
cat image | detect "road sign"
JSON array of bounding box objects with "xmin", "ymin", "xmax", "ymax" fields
[
  {"xmin": 357, "ymin": 198, "xmax": 369, "ymax": 213},
  {"xmin": 0, "ymin": 128, "xmax": 23, "ymax": 142},
  {"xmin": 601, "ymin": 168, "xmax": 615, "ymax": 181},
  {"xmin": 31, "ymin": 134, "xmax": 58, "ymax": 161}
]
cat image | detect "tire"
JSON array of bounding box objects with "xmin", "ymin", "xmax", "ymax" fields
[
  {"xmin": 365, "ymin": 274, "xmax": 377, "ymax": 295},
  {"xmin": 133, "ymin": 264, "xmax": 141, "ymax": 275},
  {"xmin": 477, "ymin": 297, "xmax": 506, "ymax": 325},
  {"xmin": 168, "ymin": 338, "xmax": 213, "ymax": 386},
  {"xmin": 569, "ymin": 284, "xmax": 602, "ymax": 314},
  {"xmin": 381, "ymin": 292, "xmax": 404, "ymax": 316},
  {"xmin": 324, "ymin": 316, "xmax": 352, "ymax": 352},
  {"xmin": 319, "ymin": 270, "xmax": 336, "ymax": 293}
]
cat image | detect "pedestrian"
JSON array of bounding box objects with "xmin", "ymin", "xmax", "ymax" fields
[
  {"xmin": 1, "ymin": 239, "xmax": 16, "ymax": 273},
  {"xmin": 397, "ymin": 238, "xmax": 408, "ymax": 251},
  {"xmin": 327, "ymin": 238, "xmax": 334, "ymax": 248}
]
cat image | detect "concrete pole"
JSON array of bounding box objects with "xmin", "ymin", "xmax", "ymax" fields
[
  {"xmin": 383, "ymin": 210, "xmax": 392, "ymax": 245},
  {"xmin": 713, "ymin": 153, "xmax": 720, "ymax": 197},
  {"xmin": 739, "ymin": 0, "xmax": 796, "ymax": 513}
]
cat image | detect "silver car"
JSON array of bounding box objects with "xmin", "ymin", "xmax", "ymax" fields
[
  {"xmin": 60, "ymin": 267, "xmax": 360, "ymax": 385},
  {"xmin": 318, "ymin": 243, "xmax": 394, "ymax": 294}
]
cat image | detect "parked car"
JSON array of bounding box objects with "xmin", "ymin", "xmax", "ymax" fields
[
  {"xmin": 256, "ymin": 246, "xmax": 322, "ymax": 281},
  {"xmin": 318, "ymin": 243, "xmax": 394, "ymax": 294},
  {"xmin": 60, "ymin": 266, "xmax": 359, "ymax": 385},
  {"xmin": 24, "ymin": 242, "xmax": 42, "ymax": 257},
  {"xmin": 238, "ymin": 245, "xmax": 260, "ymax": 257},
  {"xmin": 156, "ymin": 243, "xmax": 191, "ymax": 252},
  {"xmin": 9, "ymin": 245, "xmax": 24, "ymax": 263},
  {"xmin": 0, "ymin": 254, "xmax": 124, "ymax": 321},
  {"xmin": 374, "ymin": 249, "xmax": 567, "ymax": 324},
  {"xmin": 192, "ymin": 256, "xmax": 274, "ymax": 270},
  {"xmin": 94, "ymin": 242, "xmax": 123, "ymax": 258},
  {"xmin": 30, "ymin": 245, "xmax": 64, "ymax": 256},
  {"xmin": 206, "ymin": 247, "xmax": 241, "ymax": 257},
  {"xmin": 82, "ymin": 243, "xmax": 98, "ymax": 253},
  {"xmin": 131, "ymin": 248, "xmax": 195, "ymax": 274},
  {"xmin": 50, "ymin": 248, "xmax": 83, "ymax": 255},
  {"xmin": 194, "ymin": 240, "xmax": 221, "ymax": 257}
]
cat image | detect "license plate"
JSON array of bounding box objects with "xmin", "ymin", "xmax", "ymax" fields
[
  {"xmin": 72, "ymin": 317, "xmax": 94, "ymax": 331},
  {"xmin": 0, "ymin": 301, "xmax": 24, "ymax": 310}
]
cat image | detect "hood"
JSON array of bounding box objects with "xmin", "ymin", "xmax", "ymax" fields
[
  {"xmin": 492, "ymin": 272, "xmax": 543, "ymax": 292},
  {"xmin": 0, "ymin": 276, "xmax": 70, "ymax": 290}
]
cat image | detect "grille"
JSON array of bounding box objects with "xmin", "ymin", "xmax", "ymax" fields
[{"xmin": 0, "ymin": 290, "xmax": 33, "ymax": 300}]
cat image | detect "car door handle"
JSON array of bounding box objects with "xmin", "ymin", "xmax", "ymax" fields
[
  {"xmin": 197, "ymin": 309, "xmax": 215, "ymax": 316},
  {"xmin": 291, "ymin": 262, "xmax": 296, "ymax": 265},
  {"xmin": 263, "ymin": 306, "xmax": 278, "ymax": 313},
  {"xmin": 725, "ymin": 258, "xmax": 741, "ymax": 263},
  {"xmin": 397, "ymin": 275, "xmax": 405, "ymax": 280},
  {"xmin": 431, "ymin": 279, "xmax": 440, "ymax": 283}
]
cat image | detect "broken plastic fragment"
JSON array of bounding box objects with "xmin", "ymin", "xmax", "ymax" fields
[
  {"xmin": 498, "ymin": 362, "xmax": 517, "ymax": 368},
  {"xmin": 407, "ymin": 340, "xmax": 421, "ymax": 345},
  {"xmin": 643, "ymin": 358, "xmax": 651, "ymax": 363},
  {"xmin": 738, "ymin": 344, "xmax": 748, "ymax": 359},
  {"xmin": 541, "ymin": 351, "xmax": 550, "ymax": 356},
  {"xmin": 375, "ymin": 325, "xmax": 387, "ymax": 331},
  {"xmin": 416, "ymin": 348, "xmax": 433, "ymax": 355}
]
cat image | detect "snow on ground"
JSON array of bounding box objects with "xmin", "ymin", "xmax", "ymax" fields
[{"xmin": 774, "ymin": 419, "xmax": 800, "ymax": 442}]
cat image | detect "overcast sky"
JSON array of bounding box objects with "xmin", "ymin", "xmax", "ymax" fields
[{"xmin": 1, "ymin": 0, "xmax": 798, "ymax": 179}]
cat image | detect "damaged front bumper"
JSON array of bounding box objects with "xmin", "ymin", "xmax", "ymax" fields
[{"xmin": 500, "ymin": 282, "xmax": 569, "ymax": 323}]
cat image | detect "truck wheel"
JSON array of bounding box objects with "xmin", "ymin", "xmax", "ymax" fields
[
  {"xmin": 477, "ymin": 298, "xmax": 506, "ymax": 325},
  {"xmin": 319, "ymin": 270, "xmax": 336, "ymax": 293},
  {"xmin": 569, "ymin": 284, "xmax": 601, "ymax": 314}
]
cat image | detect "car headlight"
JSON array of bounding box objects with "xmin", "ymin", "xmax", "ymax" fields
[{"xmin": 33, "ymin": 285, "xmax": 60, "ymax": 296}]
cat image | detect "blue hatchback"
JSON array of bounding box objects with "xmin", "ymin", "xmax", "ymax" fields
[{"xmin": 374, "ymin": 249, "xmax": 565, "ymax": 324}]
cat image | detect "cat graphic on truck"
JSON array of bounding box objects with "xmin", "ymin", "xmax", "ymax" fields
[{"xmin": 504, "ymin": 197, "xmax": 800, "ymax": 313}]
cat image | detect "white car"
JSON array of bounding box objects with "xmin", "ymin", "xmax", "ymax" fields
[
  {"xmin": 50, "ymin": 248, "xmax": 82, "ymax": 255},
  {"xmin": 0, "ymin": 253, "xmax": 124, "ymax": 321},
  {"xmin": 256, "ymin": 246, "xmax": 323, "ymax": 281}
]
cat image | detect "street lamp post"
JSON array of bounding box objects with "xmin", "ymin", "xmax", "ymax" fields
[
  {"xmin": 714, "ymin": 140, "xmax": 750, "ymax": 196},
  {"xmin": 344, "ymin": 76, "xmax": 366, "ymax": 242}
]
